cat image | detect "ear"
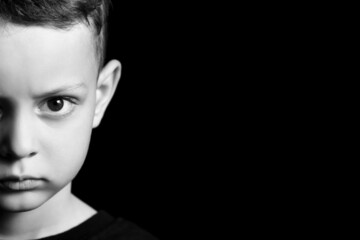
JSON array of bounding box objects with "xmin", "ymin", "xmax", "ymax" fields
[{"xmin": 93, "ymin": 60, "xmax": 121, "ymax": 128}]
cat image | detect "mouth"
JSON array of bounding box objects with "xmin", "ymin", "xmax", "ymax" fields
[{"xmin": 0, "ymin": 176, "xmax": 45, "ymax": 192}]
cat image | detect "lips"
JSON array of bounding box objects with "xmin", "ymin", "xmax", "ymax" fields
[{"xmin": 0, "ymin": 176, "xmax": 44, "ymax": 191}]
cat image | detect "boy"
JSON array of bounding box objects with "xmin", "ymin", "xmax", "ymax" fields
[{"xmin": 0, "ymin": 0, "xmax": 157, "ymax": 239}]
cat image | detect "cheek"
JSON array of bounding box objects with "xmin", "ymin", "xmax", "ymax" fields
[{"xmin": 42, "ymin": 104, "xmax": 95, "ymax": 180}]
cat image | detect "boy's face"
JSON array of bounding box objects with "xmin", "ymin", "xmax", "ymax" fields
[{"xmin": 0, "ymin": 24, "xmax": 99, "ymax": 211}]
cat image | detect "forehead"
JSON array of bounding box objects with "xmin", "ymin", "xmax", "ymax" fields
[{"xmin": 0, "ymin": 23, "xmax": 97, "ymax": 95}]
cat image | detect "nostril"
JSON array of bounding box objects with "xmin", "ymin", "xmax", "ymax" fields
[
  {"xmin": 0, "ymin": 148, "xmax": 37, "ymax": 160},
  {"xmin": 29, "ymin": 152, "xmax": 37, "ymax": 157}
]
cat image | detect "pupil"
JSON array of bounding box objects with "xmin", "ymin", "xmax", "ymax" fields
[{"xmin": 48, "ymin": 99, "xmax": 64, "ymax": 111}]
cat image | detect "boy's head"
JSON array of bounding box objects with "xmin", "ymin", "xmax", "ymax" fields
[
  {"xmin": 0, "ymin": 0, "xmax": 110, "ymax": 69},
  {"xmin": 0, "ymin": 0, "xmax": 120, "ymax": 213}
]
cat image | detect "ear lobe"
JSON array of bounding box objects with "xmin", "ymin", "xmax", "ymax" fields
[{"xmin": 93, "ymin": 60, "xmax": 121, "ymax": 128}]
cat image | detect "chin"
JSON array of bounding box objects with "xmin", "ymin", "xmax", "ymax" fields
[{"xmin": 0, "ymin": 190, "xmax": 50, "ymax": 213}]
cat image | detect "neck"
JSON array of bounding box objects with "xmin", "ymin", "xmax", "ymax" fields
[{"xmin": 0, "ymin": 183, "xmax": 96, "ymax": 240}]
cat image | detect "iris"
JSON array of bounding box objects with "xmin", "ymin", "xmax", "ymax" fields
[{"xmin": 47, "ymin": 98, "xmax": 64, "ymax": 112}]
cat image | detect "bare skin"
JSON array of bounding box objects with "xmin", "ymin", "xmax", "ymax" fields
[
  {"xmin": 0, "ymin": 184, "xmax": 96, "ymax": 239},
  {"xmin": 0, "ymin": 23, "xmax": 121, "ymax": 239}
]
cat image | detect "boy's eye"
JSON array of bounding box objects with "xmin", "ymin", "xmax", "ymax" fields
[
  {"xmin": 38, "ymin": 97, "xmax": 77, "ymax": 118},
  {"xmin": 47, "ymin": 99, "xmax": 65, "ymax": 112}
]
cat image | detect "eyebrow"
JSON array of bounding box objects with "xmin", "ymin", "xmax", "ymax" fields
[{"xmin": 33, "ymin": 83, "xmax": 87, "ymax": 99}]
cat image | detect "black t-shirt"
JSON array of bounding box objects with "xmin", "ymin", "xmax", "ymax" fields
[{"xmin": 36, "ymin": 211, "xmax": 158, "ymax": 240}]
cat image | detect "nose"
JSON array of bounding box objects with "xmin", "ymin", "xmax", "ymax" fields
[{"xmin": 0, "ymin": 110, "xmax": 38, "ymax": 161}]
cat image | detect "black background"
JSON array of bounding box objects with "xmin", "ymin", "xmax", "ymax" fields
[{"xmin": 73, "ymin": 2, "xmax": 192, "ymax": 239}]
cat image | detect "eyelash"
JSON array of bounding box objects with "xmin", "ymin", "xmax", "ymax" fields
[{"xmin": 37, "ymin": 96, "xmax": 78, "ymax": 118}]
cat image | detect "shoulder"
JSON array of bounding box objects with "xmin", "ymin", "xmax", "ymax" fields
[{"xmin": 96, "ymin": 217, "xmax": 159, "ymax": 240}]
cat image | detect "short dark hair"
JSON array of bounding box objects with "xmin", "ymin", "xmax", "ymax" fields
[{"xmin": 0, "ymin": 0, "xmax": 111, "ymax": 69}]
